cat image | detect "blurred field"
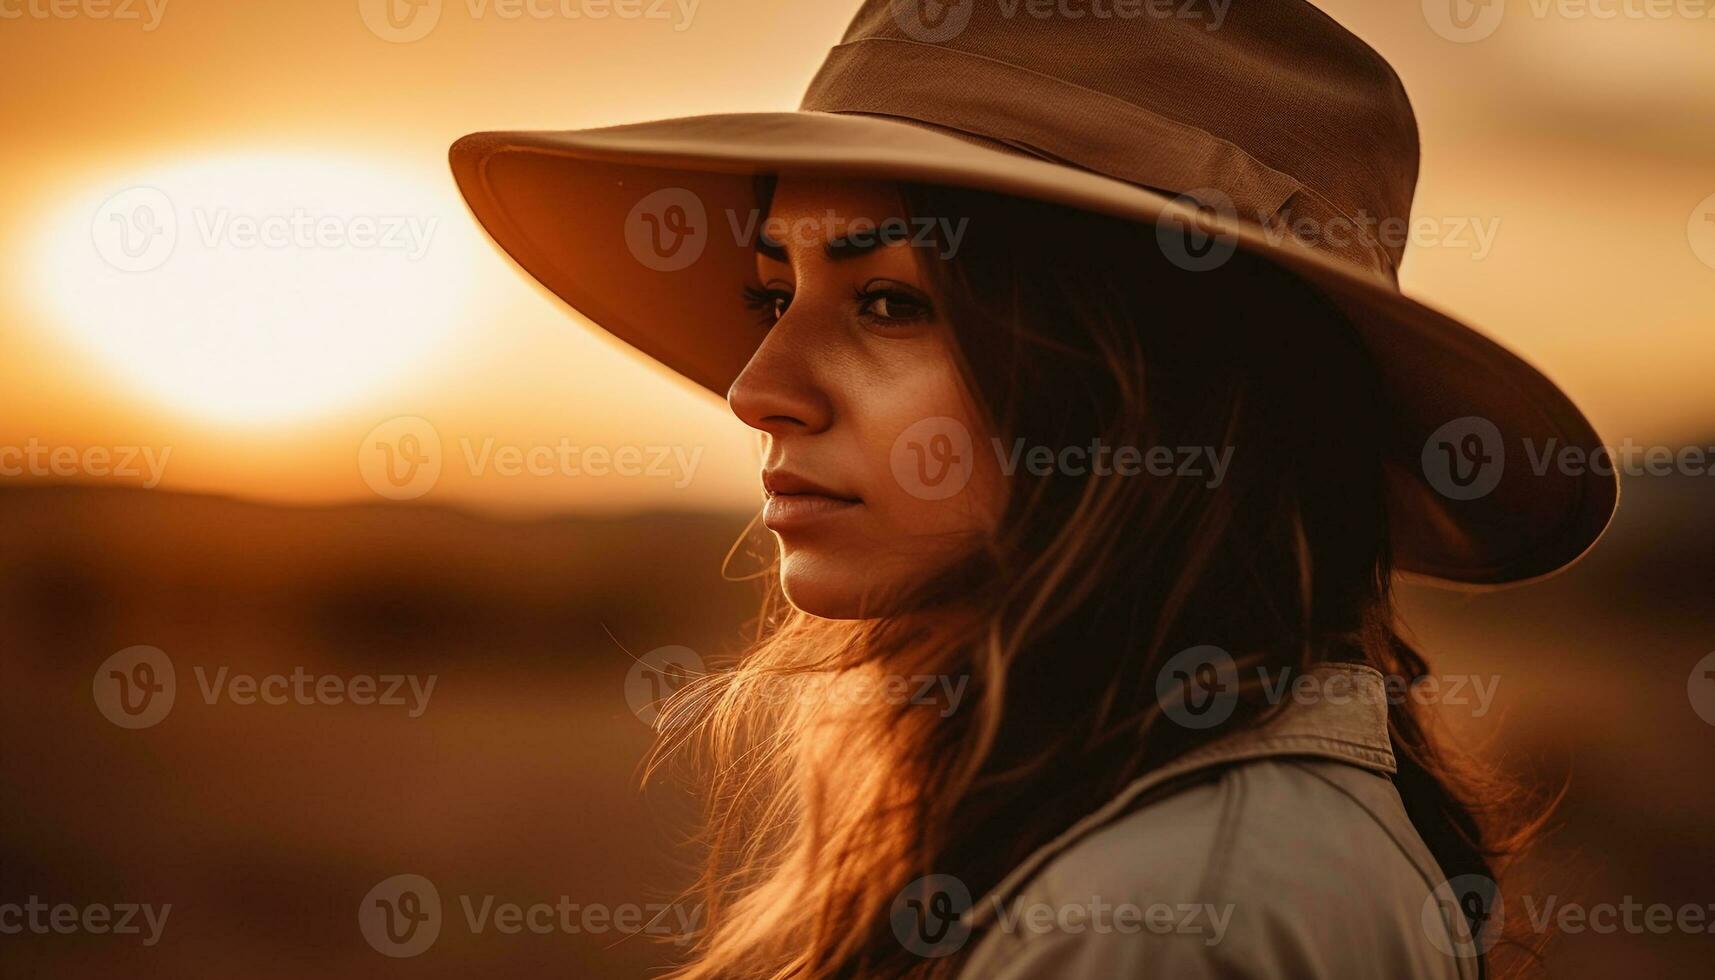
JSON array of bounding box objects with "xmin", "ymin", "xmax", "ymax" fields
[
  {"xmin": 2, "ymin": 473, "xmax": 1714, "ymax": 977},
  {"xmin": 0, "ymin": 487, "xmax": 758, "ymax": 978}
]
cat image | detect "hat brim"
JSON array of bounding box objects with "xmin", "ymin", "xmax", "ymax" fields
[{"xmin": 449, "ymin": 111, "xmax": 1617, "ymax": 588}]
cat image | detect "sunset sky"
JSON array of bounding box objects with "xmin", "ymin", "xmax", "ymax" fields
[{"xmin": 3, "ymin": 0, "xmax": 1712, "ymax": 515}]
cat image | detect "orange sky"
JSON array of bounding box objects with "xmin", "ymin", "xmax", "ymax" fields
[{"xmin": 2, "ymin": 0, "xmax": 1711, "ymax": 514}]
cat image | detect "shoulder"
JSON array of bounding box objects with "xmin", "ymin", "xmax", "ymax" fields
[
  {"xmin": 956, "ymin": 758, "xmax": 1470, "ymax": 980},
  {"xmin": 1037, "ymin": 758, "xmax": 1438, "ymax": 913}
]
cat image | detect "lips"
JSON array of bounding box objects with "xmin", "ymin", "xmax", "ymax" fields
[{"xmin": 761, "ymin": 470, "xmax": 861, "ymax": 531}]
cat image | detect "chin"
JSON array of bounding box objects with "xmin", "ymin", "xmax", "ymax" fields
[{"xmin": 777, "ymin": 548, "xmax": 906, "ymax": 620}]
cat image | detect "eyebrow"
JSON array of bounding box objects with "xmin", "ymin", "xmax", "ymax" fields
[{"xmin": 755, "ymin": 228, "xmax": 892, "ymax": 265}]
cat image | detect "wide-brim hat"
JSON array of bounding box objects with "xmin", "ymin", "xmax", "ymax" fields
[{"xmin": 449, "ymin": 0, "xmax": 1617, "ymax": 587}]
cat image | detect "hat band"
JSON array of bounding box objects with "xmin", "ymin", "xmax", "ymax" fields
[{"xmin": 800, "ymin": 37, "xmax": 1397, "ymax": 278}]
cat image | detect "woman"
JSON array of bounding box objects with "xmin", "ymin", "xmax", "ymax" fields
[{"xmin": 451, "ymin": 2, "xmax": 1617, "ymax": 977}]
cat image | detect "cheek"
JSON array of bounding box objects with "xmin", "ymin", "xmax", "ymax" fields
[{"xmin": 850, "ymin": 351, "xmax": 1005, "ymax": 541}]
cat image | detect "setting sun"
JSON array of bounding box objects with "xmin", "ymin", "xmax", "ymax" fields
[{"xmin": 31, "ymin": 152, "xmax": 481, "ymax": 425}]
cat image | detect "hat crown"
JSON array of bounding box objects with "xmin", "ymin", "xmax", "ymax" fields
[{"xmin": 801, "ymin": 0, "xmax": 1421, "ymax": 277}]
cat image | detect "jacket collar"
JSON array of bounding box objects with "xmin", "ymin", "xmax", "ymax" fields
[{"xmin": 970, "ymin": 662, "xmax": 1396, "ymax": 926}]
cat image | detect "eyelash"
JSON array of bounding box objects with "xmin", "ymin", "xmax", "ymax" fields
[
  {"xmin": 739, "ymin": 282, "xmax": 934, "ymax": 328},
  {"xmin": 741, "ymin": 284, "xmax": 791, "ymax": 327}
]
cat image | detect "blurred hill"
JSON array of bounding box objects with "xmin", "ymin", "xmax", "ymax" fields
[{"xmin": 2, "ymin": 476, "xmax": 1713, "ymax": 977}]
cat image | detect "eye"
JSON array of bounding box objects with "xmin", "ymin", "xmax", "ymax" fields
[
  {"xmin": 854, "ymin": 280, "xmax": 934, "ymax": 325},
  {"xmin": 741, "ymin": 283, "xmax": 793, "ymax": 326}
]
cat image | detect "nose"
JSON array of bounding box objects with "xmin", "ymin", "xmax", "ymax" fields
[{"xmin": 727, "ymin": 318, "xmax": 833, "ymax": 438}]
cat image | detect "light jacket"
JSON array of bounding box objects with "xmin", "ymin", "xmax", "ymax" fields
[{"xmin": 952, "ymin": 662, "xmax": 1480, "ymax": 979}]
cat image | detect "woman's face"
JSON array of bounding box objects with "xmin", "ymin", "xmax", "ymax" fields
[{"xmin": 727, "ymin": 178, "xmax": 1005, "ymax": 619}]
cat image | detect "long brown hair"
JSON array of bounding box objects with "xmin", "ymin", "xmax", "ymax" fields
[{"xmin": 652, "ymin": 179, "xmax": 1543, "ymax": 978}]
